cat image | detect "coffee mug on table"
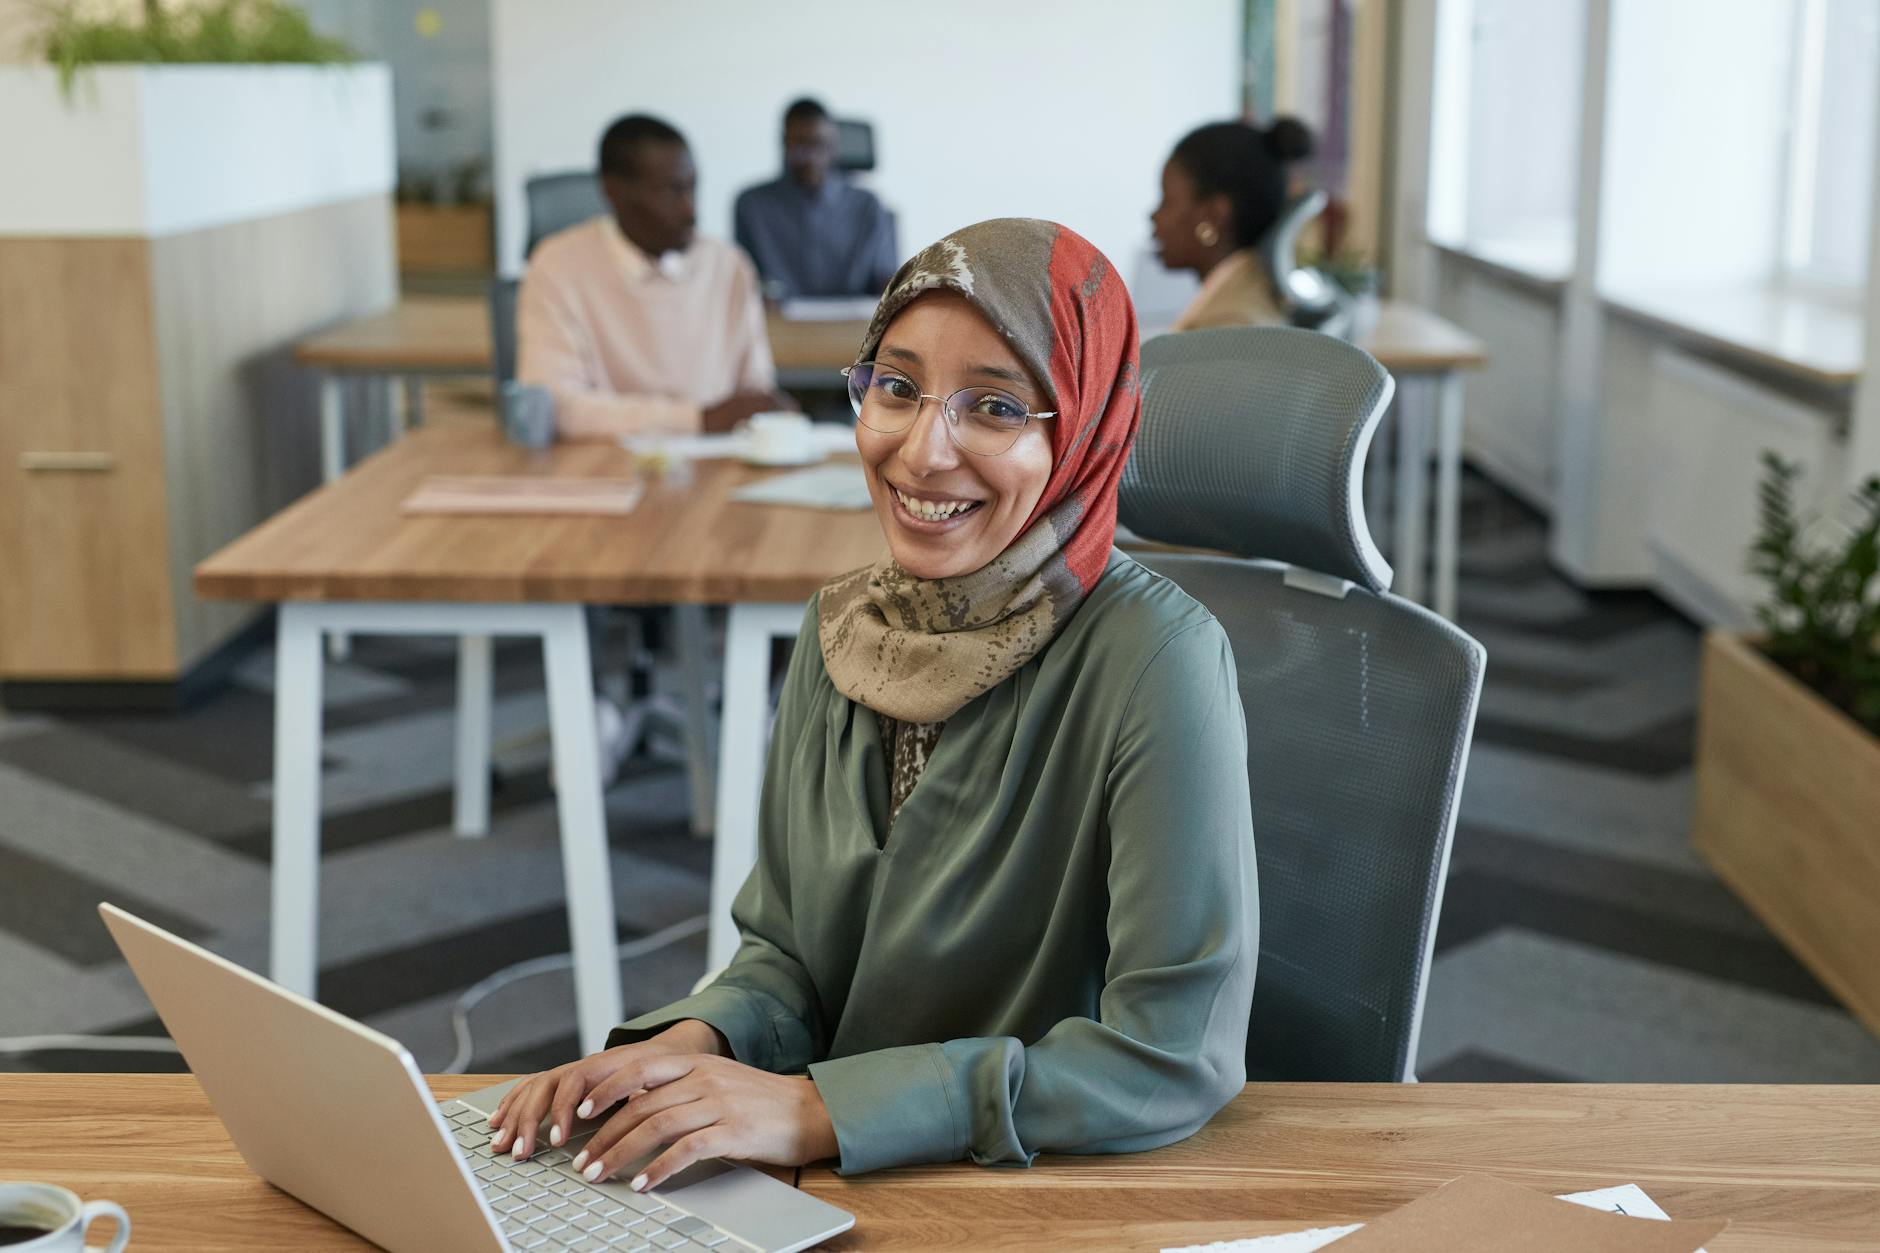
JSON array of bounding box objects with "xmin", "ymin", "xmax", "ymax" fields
[
  {"xmin": 0, "ymin": 1182, "xmax": 129, "ymax": 1252},
  {"xmin": 748, "ymin": 410, "xmax": 814, "ymax": 462},
  {"xmin": 500, "ymin": 381, "xmax": 557, "ymax": 449}
]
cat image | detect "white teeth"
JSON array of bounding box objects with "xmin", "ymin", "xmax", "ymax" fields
[{"xmin": 895, "ymin": 489, "xmax": 976, "ymax": 522}]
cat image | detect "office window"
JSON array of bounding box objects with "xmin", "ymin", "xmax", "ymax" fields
[
  {"xmin": 1428, "ymin": 0, "xmax": 1587, "ymax": 278},
  {"xmin": 1782, "ymin": 0, "xmax": 1878, "ymax": 288}
]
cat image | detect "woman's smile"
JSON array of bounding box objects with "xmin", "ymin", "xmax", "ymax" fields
[{"xmin": 887, "ymin": 480, "xmax": 987, "ymax": 529}]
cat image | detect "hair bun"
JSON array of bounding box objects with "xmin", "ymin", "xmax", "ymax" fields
[{"xmin": 1264, "ymin": 116, "xmax": 1314, "ymax": 162}]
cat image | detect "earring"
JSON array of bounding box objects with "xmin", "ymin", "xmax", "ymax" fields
[{"xmin": 1194, "ymin": 222, "xmax": 1220, "ymax": 247}]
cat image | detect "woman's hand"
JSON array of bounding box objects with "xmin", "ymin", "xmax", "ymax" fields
[
  {"xmin": 569, "ymin": 1052, "xmax": 839, "ymax": 1192},
  {"xmin": 487, "ymin": 1019, "xmax": 726, "ymax": 1160}
]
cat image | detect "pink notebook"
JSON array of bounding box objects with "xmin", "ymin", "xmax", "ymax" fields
[{"xmin": 401, "ymin": 476, "xmax": 645, "ymax": 516}]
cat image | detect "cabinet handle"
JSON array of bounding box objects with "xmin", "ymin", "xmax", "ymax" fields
[{"xmin": 20, "ymin": 452, "xmax": 116, "ymax": 472}]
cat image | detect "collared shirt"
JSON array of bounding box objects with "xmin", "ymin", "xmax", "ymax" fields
[
  {"xmin": 1170, "ymin": 248, "xmax": 1288, "ymax": 332},
  {"xmin": 517, "ymin": 216, "xmax": 777, "ymax": 438},
  {"xmin": 733, "ymin": 175, "xmax": 899, "ymax": 300}
]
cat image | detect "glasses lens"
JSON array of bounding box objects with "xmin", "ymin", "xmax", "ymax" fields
[
  {"xmin": 949, "ymin": 387, "xmax": 1032, "ymax": 455},
  {"xmin": 851, "ymin": 362, "xmax": 920, "ymax": 434}
]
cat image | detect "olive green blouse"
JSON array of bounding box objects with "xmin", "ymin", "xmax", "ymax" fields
[{"xmin": 608, "ymin": 553, "xmax": 1258, "ymax": 1174}]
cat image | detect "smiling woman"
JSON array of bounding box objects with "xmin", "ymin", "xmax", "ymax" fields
[{"xmin": 488, "ymin": 218, "xmax": 1258, "ymax": 1191}]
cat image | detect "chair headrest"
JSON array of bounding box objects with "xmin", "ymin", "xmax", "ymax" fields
[
  {"xmin": 1258, "ymin": 190, "xmax": 1335, "ymax": 316},
  {"xmin": 1119, "ymin": 326, "xmax": 1395, "ymax": 593}
]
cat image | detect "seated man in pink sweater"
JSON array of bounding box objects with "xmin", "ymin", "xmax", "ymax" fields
[{"xmin": 519, "ymin": 113, "xmax": 795, "ymax": 438}]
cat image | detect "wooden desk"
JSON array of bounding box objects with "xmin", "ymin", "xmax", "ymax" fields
[
  {"xmin": 196, "ymin": 423, "xmax": 885, "ymax": 1046},
  {"xmin": 293, "ymin": 296, "xmax": 867, "ymax": 490},
  {"xmin": 8, "ymin": 1075, "xmax": 1876, "ymax": 1251},
  {"xmin": 1351, "ymin": 300, "xmax": 1487, "ymax": 621}
]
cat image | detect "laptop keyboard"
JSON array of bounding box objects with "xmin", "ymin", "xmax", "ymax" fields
[{"xmin": 440, "ymin": 1101, "xmax": 746, "ymax": 1252}]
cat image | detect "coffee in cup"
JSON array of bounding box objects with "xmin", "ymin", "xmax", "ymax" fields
[{"xmin": 0, "ymin": 1182, "xmax": 129, "ymax": 1252}]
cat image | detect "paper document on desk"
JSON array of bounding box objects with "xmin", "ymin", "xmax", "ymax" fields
[
  {"xmin": 402, "ymin": 476, "xmax": 644, "ymax": 516},
  {"xmin": 730, "ymin": 463, "xmax": 874, "ymax": 510},
  {"xmin": 1162, "ymin": 1177, "xmax": 1719, "ymax": 1252}
]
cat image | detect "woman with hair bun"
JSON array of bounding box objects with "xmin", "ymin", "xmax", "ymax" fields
[{"xmin": 1150, "ymin": 117, "xmax": 1316, "ymax": 331}]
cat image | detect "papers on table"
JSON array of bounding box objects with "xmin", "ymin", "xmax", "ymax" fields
[
  {"xmin": 729, "ymin": 463, "xmax": 874, "ymax": 511},
  {"xmin": 401, "ymin": 476, "xmax": 644, "ymax": 516},
  {"xmin": 1162, "ymin": 1178, "xmax": 1718, "ymax": 1253},
  {"xmin": 778, "ymin": 295, "xmax": 879, "ymax": 321}
]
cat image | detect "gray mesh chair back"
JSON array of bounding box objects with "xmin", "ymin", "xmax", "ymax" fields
[
  {"xmin": 525, "ymin": 171, "xmax": 608, "ymax": 257},
  {"xmin": 489, "ymin": 277, "xmax": 519, "ymax": 387},
  {"xmin": 1120, "ymin": 326, "xmax": 1486, "ymax": 1082}
]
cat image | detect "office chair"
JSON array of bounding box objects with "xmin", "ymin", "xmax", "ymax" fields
[
  {"xmin": 524, "ymin": 170, "xmax": 609, "ymax": 257},
  {"xmin": 489, "ymin": 276, "xmax": 518, "ymax": 387},
  {"xmin": 1119, "ymin": 326, "xmax": 1486, "ymax": 1082},
  {"xmin": 834, "ymin": 119, "xmax": 875, "ymax": 173},
  {"xmin": 1256, "ymin": 190, "xmax": 1349, "ymax": 333}
]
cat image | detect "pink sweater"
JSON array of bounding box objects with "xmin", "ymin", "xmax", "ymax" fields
[{"xmin": 517, "ymin": 217, "xmax": 777, "ymax": 438}]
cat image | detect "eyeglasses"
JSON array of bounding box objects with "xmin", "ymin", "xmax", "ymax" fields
[{"xmin": 842, "ymin": 362, "xmax": 1055, "ymax": 457}]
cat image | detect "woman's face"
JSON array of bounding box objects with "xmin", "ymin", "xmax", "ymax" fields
[
  {"xmin": 1150, "ymin": 158, "xmax": 1224, "ymax": 273},
  {"xmin": 855, "ymin": 292, "xmax": 1056, "ymax": 581}
]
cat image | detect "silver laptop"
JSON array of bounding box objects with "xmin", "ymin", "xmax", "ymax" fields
[{"xmin": 100, "ymin": 903, "xmax": 853, "ymax": 1253}]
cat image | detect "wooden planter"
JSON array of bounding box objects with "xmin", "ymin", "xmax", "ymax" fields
[
  {"xmin": 1692, "ymin": 631, "xmax": 1880, "ymax": 1036},
  {"xmin": 396, "ymin": 202, "xmax": 493, "ymax": 275}
]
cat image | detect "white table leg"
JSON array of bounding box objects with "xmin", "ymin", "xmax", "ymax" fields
[
  {"xmin": 708, "ymin": 603, "xmax": 803, "ymax": 970},
  {"xmin": 319, "ymin": 376, "xmax": 351, "ymax": 661},
  {"xmin": 271, "ymin": 604, "xmax": 326, "ymax": 998},
  {"xmin": 673, "ymin": 604, "xmax": 717, "ymax": 838},
  {"xmin": 454, "ymin": 633, "xmax": 493, "ymax": 838},
  {"xmin": 1393, "ymin": 379, "xmax": 1431, "ymax": 606},
  {"xmin": 541, "ymin": 605, "xmax": 625, "ymax": 1054},
  {"xmin": 387, "ymin": 374, "xmax": 409, "ymax": 444},
  {"xmin": 1433, "ymin": 372, "xmax": 1465, "ymax": 620}
]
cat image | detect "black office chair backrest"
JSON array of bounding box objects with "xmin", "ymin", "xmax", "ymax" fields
[
  {"xmin": 489, "ymin": 277, "xmax": 518, "ymax": 387},
  {"xmin": 835, "ymin": 119, "xmax": 875, "ymax": 173},
  {"xmin": 1120, "ymin": 326, "xmax": 1486, "ymax": 1082},
  {"xmin": 524, "ymin": 171, "xmax": 608, "ymax": 258}
]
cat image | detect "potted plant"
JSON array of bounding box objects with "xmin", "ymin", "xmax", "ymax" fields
[
  {"xmin": 396, "ymin": 157, "xmax": 495, "ymax": 278},
  {"xmin": 1692, "ymin": 453, "xmax": 1880, "ymax": 1035}
]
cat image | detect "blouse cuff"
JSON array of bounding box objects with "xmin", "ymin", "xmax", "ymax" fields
[
  {"xmin": 606, "ymin": 984, "xmax": 784, "ymax": 1069},
  {"xmin": 808, "ymin": 1044, "xmax": 966, "ymax": 1174}
]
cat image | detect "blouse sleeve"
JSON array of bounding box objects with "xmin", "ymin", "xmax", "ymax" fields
[
  {"xmin": 806, "ymin": 618, "xmax": 1259, "ymax": 1173},
  {"xmin": 607, "ymin": 601, "xmax": 826, "ymax": 1072}
]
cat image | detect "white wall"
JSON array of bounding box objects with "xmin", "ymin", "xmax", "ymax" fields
[{"xmin": 489, "ymin": 0, "xmax": 1242, "ymax": 282}]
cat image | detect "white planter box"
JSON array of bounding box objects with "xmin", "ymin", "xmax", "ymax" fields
[{"xmin": 0, "ymin": 63, "xmax": 392, "ymax": 238}]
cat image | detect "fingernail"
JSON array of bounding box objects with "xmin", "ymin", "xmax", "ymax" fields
[
  {"xmin": 577, "ymin": 1099, "xmax": 593, "ymax": 1119},
  {"xmin": 491, "ymin": 1128, "xmax": 509, "ymax": 1148},
  {"xmin": 584, "ymin": 1161, "xmax": 606, "ymax": 1182},
  {"xmin": 630, "ymin": 1174, "xmax": 648, "ymax": 1192},
  {"xmin": 549, "ymin": 1125, "xmax": 563, "ymax": 1147},
  {"xmin": 572, "ymin": 1150, "xmax": 588, "ymax": 1171}
]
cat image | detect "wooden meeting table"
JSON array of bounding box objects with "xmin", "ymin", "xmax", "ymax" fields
[
  {"xmin": 3, "ymin": 1074, "xmax": 1875, "ymax": 1250},
  {"xmin": 194, "ymin": 422, "xmax": 886, "ymax": 1051}
]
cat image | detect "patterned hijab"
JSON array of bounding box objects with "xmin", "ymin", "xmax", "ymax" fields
[{"xmin": 817, "ymin": 218, "xmax": 1142, "ymax": 724}]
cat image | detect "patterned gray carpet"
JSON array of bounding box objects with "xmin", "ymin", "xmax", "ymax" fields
[{"xmin": 2, "ymin": 476, "xmax": 1877, "ymax": 1082}]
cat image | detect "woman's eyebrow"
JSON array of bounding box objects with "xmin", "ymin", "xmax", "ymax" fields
[
  {"xmin": 970, "ymin": 363, "xmax": 1032, "ymax": 388},
  {"xmin": 880, "ymin": 345, "xmax": 921, "ymax": 364}
]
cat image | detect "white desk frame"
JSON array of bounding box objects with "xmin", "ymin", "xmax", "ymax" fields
[
  {"xmin": 271, "ymin": 599, "xmax": 622, "ymax": 1055},
  {"xmin": 1376, "ymin": 370, "xmax": 1466, "ymax": 620}
]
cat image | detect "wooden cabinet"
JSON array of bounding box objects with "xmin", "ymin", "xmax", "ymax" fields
[{"xmin": 0, "ymin": 199, "xmax": 395, "ymax": 688}]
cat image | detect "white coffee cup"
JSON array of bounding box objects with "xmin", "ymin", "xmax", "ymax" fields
[
  {"xmin": 747, "ymin": 411, "xmax": 814, "ymax": 463},
  {"xmin": 0, "ymin": 1182, "xmax": 129, "ymax": 1252}
]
